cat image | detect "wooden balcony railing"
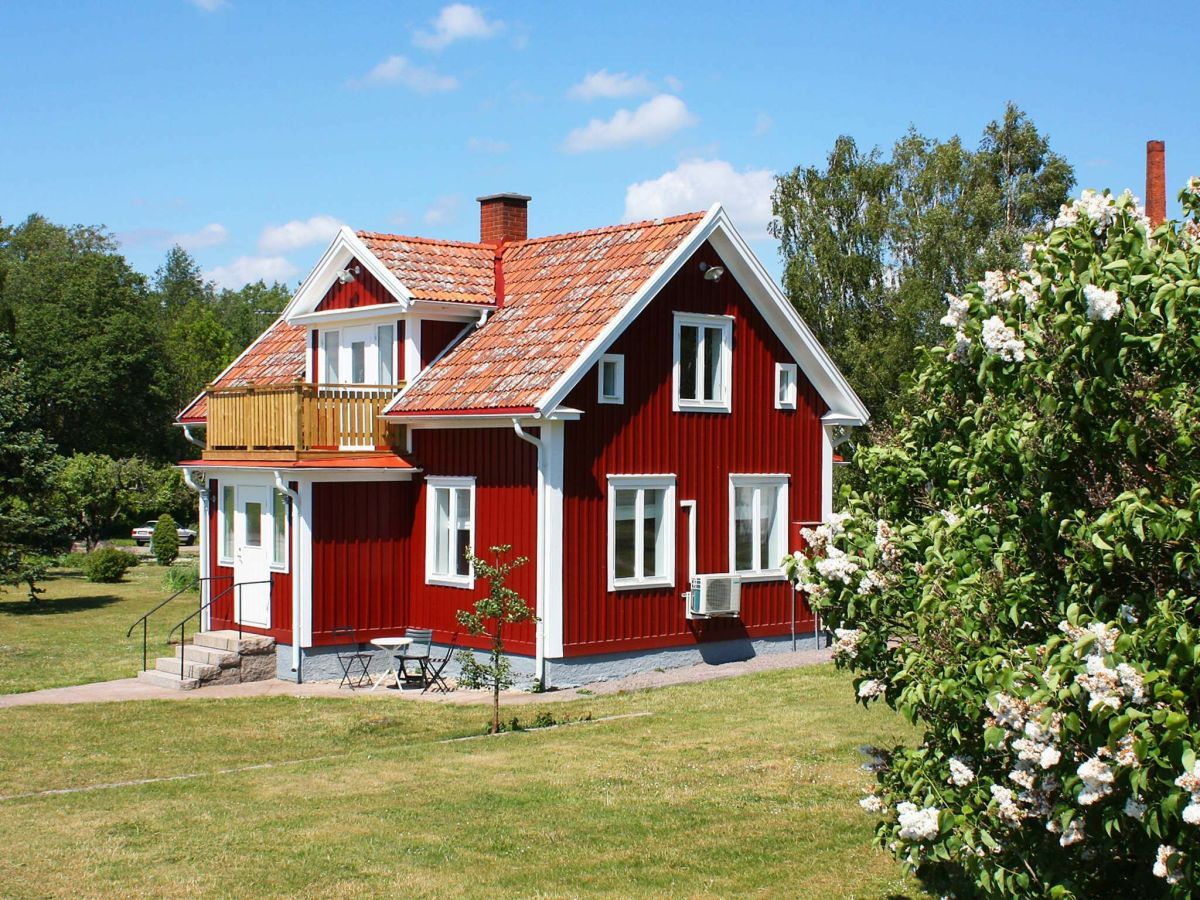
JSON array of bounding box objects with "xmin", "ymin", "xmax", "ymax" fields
[{"xmin": 204, "ymin": 382, "xmax": 405, "ymax": 455}]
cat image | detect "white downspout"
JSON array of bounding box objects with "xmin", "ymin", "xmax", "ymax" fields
[
  {"xmin": 512, "ymin": 418, "xmax": 546, "ymax": 686},
  {"xmin": 181, "ymin": 423, "xmax": 206, "ymax": 449},
  {"xmin": 274, "ymin": 471, "xmax": 302, "ymax": 678},
  {"xmin": 181, "ymin": 467, "xmax": 210, "ymax": 630}
]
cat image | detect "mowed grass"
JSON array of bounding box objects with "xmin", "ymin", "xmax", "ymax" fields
[
  {"xmin": 0, "ymin": 563, "xmax": 198, "ymax": 694},
  {"xmin": 0, "ymin": 666, "xmax": 923, "ymax": 898}
]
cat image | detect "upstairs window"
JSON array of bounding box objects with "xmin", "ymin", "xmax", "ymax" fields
[
  {"xmin": 377, "ymin": 324, "xmax": 396, "ymax": 385},
  {"xmin": 322, "ymin": 330, "xmax": 340, "ymax": 383},
  {"xmin": 673, "ymin": 313, "xmax": 732, "ymax": 413},
  {"xmin": 608, "ymin": 475, "xmax": 676, "ymax": 590},
  {"xmin": 730, "ymin": 475, "xmax": 789, "ymax": 578},
  {"xmin": 426, "ymin": 477, "xmax": 475, "ymax": 587},
  {"xmin": 598, "ymin": 354, "xmax": 624, "ymax": 404},
  {"xmin": 775, "ymin": 363, "xmax": 798, "ymax": 410}
]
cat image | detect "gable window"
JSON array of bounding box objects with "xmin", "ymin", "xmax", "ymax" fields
[
  {"xmin": 608, "ymin": 475, "xmax": 676, "ymax": 590},
  {"xmin": 220, "ymin": 485, "xmax": 235, "ymax": 564},
  {"xmin": 598, "ymin": 354, "xmax": 624, "ymax": 404},
  {"xmin": 673, "ymin": 313, "xmax": 733, "ymax": 412},
  {"xmin": 322, "ymin": 330, "xmax": 340, "ymax": 383},
  {"xmin": 271, "ymin": 488, "xmax": 289, "ymax": 571},
  {"xmin": 730, "ymin": 475, "xmax": 788, "ymax": 578},
  {"xmin": 426, "ymin": 477, "xmax": 475, "ymax": 587},
  {"xmin": 775, "ymin": 363, "xmax": 798, "ymax": 410}
]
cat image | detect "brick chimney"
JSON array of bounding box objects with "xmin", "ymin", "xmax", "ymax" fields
[
  {"xmin": 478, "ymin": 193, "xmax": 531, "ymax": 244},
  {"xmin": 1146, "ymin": 140, "xmax": 1166, "ymax": 226}
]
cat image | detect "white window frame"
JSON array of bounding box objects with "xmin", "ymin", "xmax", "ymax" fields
[
  {"xmin": 775, "ymin": 362, "xmax": 798, "ymax": 410},
  {"xmin": 729, "ymin": 474, "xmax": 790, "ymax": 581},
  {"xmin": 607, "ymin": 475, "xmax": 676, "ymax": 591},
  {"xmin": 219, "ymin": 484, "xmax": 235, "ymax": 566},
  {"xmin": 672, "ymin": 312, "xmax": 733, "ymax": 413},
  {"xmin": 597, "ymin": 353, "xmax": 625, "ymax": 405},
  {"xmin": 425, "ymin": 476, "xmax": 476, "ymax": 589},
  {"xmin": 270, "ymin": 488, "xmax": 290, "ymax": 573}
]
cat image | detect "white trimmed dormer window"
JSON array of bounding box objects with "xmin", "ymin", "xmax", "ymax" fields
[
  {"xmin": 775, "ymin": 362, "xmax": 798, "ymax": 410},
  {"xmin": 673, "ymin": 313, "xmax": 733, "ymax": 413},
  {"xmin": 598, "ymin": 354, "xmax": 624, "ymax": 404}
]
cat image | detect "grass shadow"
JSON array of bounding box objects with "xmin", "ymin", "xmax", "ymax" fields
[{"xmin": 0, "ymin": 595, "xmax": 121, "ymax": 616}]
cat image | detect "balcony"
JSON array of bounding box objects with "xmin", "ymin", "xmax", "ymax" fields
[{"xmin": 203, "ymin": 382, "xmax": 406, "ymax": 459}]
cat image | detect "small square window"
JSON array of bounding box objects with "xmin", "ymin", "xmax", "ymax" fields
[
  {"xmin": 598, "ymin": 354, "xmax": 624, "ymax": 404},
  {"xmin": 775, "ymin": 363, "xmax": 798, "ymax": 410}
]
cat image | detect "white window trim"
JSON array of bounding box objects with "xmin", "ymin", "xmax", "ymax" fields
[
  {"xmin": 607, "ymin": 474, "xmax": 676, "ymax": 591},
  {"xmin": 728, "ymin": 474, "xmax": 790, "ymax": 582},
  {"xmin": 597, "ymin": 353, "xmax": 625, "ymax": 405},
  {"xmin": 219, "ymin": 484, "xmax": 235, "ymax": 566},
  {"xmin": 672, "ymin": 312, "xmax": 734, "ymax": 413},
  {"xmin": 269, "ymin": 488, "xmax": 290, "ymax": 574},
  {"xmin": 425, "ymin": 476, "xmax": 476, "ymax": 589},
  {"xmin": 775, "ymin": 362, "xmax": 798, "ymax": 410}
]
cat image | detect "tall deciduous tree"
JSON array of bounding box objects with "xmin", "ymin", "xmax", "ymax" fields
[{"xmin": 771, "ymin": 103, "xmax": 1074, "ymax": 425}]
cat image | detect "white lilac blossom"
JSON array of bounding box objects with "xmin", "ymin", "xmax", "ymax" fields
[
  {"xmin": 980, "ymin": 315, "xmax": 1026, "ymax": 363},
  {"xmin": 859, "ymin": 794, "xmax": 884, "ymax": 814},
  {"xmin": 990, "ymin": 784, "xmax": 1023, "ymax": 823},
  {"xmin": 948, "ymin": 329, "xmax": 970, "ymax": 363},
  {"xmin": 986, "ymin": 693, "xmax": 1027, "ymax": 732},
  {"xmin": 1077, "ymin": 757, "xmax": 1115, "ymax": 806},
  {"xmin": 1154, "ymin": 845, "xmax": 1183, "ymax": 885},
  {"xmin": 1124, "ymin": 795, "xmax": 1147, "ymax": 821},
  {"xmin": 948, "ymin": 757, "xmax": 975, "ymax": 787},
  {"xmin": 1187, "ymin": 176, "xmax": 1200, "ymax": 199},
  {"xmin": 815, "ymin": 546, "xmax": 859, "ymax": 584},
  {"xmin": 1017, "ymin": 274, "xmax": 1041, "ymax": 312},
  {"xmin": 981, "ymin": 270, "xmax": 1013, "ymax": 306},
  {"xmin": 1174, "ymin": 763, "xmax": 1200, "ymax": 825},
  {"xmin": 875, "ymin": 519, "xmax": 900, "ymax": 569},
  {"xmin": 1012, "ymin": 718, "xmax": 1062, "ymax": 770},
  {"xmin": 896, "ymin": 802, "xmax": 941, "ymax": 842},
  {"xmin": 832, "ymin": 627, "xmax": 862, "ymax": 660},
  {"xmin": 1118, "ymin": 603, "xmax": 1139, "ymax": 624},
  {"xmin": 940, "ymin": 292, "xmax": 970, "ymax": 329},
  {"xmin": 1059, "ymin": 620, "xmax": 1118, "ymax": 652},
  {"xmin": 1083, "ymin": 283, "xmax": 1120, "ymax": 321},
  {"xmin": 1009, "ymin": 762, "xmax": 1036, "ymax": 791},
  {"xmin": 1115, "ymin": 734, "xmax": 1139, "ymax": 769},
  {"xmin": 857, "ymin": 679, "xmax": 886, "ymax": 700},
  {"xmin": 1059, "ymin": 819, "xmax": 1085, "ymax": 847},
  {"xmin": 856, "ymin": 569, "xmax": 889, "ymax": 596},
  {"xmin": 940, "ymin": 508, "xmax": 961, "ymax": 528}
]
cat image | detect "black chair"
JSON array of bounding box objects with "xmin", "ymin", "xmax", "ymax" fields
[
  {"xmin": 422, "ymin": 635, "xmax": 457, "ymax": 694},
  {"xmin": 332, "ymin": 626, "xmax": 373, "ymax": 689},
  {"xmin": 398, "ymin": 628, "xmax": 433, "ymax": 687}
]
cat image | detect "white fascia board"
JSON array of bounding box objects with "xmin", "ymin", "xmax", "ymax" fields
[
  {"xmin": 282, "ymin": 226, "xmax": 413, "ymax": 322},
  {"xmin": 407, "ymin": 300, "xmax": 494, "ymax": 320},
  {"xmin": 289, "ymin": 303, "xmax": 404, "ymax": 327}
]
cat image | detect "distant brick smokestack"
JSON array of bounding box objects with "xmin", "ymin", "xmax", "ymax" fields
[
  {"xmin": 478, "ymin": 193, "xmax": 531, "ymax": 244},
  {"xmin": 1146, "ymin": 140, "xmax": 1166, "ymax": 226}
]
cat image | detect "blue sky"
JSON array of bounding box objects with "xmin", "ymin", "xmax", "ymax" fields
[{"xmin": 0, "ymin": 1, "xmax": 1194, "ymax": 289}]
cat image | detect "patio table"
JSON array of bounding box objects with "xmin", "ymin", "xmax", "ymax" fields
[{"xmin": 368, "ymin": 636, "xmax": 412, "ymax": 691}]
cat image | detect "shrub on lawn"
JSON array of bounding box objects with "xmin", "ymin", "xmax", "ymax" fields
[
  {"xmin": 163, "ymin": 562, "xmax": 199, "ymax": 593},
  {"xmin": 786, "ymin": 183, "xmax": 1200, "ymax": 896},
  {"xmin": 151, "ymin": 514, "xmax": 179, "ymax": 567},
  {"xmin": 82, "ymin": 547, "xmax": 139, "ymax": 583}
]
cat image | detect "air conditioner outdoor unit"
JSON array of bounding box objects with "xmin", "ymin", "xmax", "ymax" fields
[{"xmin": 686, "ymin": 573, "xmax": 742, "ymax": 619}]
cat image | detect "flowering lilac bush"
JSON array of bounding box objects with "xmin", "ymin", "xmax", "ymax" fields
[{"xmin": 786, "ymin": 180, "xmax": 1200, "ymax": 896}]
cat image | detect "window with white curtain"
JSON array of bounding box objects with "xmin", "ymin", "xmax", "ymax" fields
[
  {"xmin": 426, "ymin": 477, "xmax": 475, "ymax": 587},
  {"xmin": 730, "ymin": 475, "xmax": 789, "ymax": 577},
  {"xmin": 608, "ymin": 475, "xmax": 676, "ymax": 590}
]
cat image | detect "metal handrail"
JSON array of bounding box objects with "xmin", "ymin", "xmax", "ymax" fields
[
  {"xmin": 167, "ymin": 579, "xmax": 272, "ymax": 681},
  {"xmin": 126, "ymin": 575, "xmax": 230, "ymax": 672}
]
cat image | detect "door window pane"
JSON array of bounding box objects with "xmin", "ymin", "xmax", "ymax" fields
[
  {"xmin": 222, "ymin": 486, "xmax": 234, "ymax": 557},
  {"xmin": 244, "ymin": 501, "xmax": 262, "ymax": 547},
  {"xmin": 350, "ymin": 340, "xmax": 366, "ymax": 384},
  {"xmin": 614, "ymin": 489, "xmax": 637, "ymax": 579},
  {"xmin": 679, "ymin": 325, "xmax": 698, "ymax": 400},
  {"xmin": 322, "ymin": 331, "xmax": 339, "ymax": 383},
  {"xmin": 377, "ymin": 324, "xmax": 395, "ymax": 385},
  {"xmin": 272, "ymin": 489, "xmax": 287, "ymax": 566}
]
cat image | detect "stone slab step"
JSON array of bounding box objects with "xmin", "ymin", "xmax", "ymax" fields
[
  {"xmin": 155, "ymin": 657, "xmax": 219, "ymax": 680},
  {"xmin": 193, "ymin": 630, "xmax": 275, "ymax": 654},
  {"xmin": 178, "ymin": 644, "xmax": 237, "ymax": 667},
  {"xmin": 137, "ymin": 669, "xmax": 200, "ymax": 691}
]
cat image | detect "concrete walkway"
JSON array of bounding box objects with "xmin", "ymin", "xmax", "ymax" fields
[{"xmin": 0, "ymin": 647, "xmax": 832, "ymax": 709}]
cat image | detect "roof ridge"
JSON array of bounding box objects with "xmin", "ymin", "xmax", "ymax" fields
[
  {"xmin": 356, "ymin": 230, "xmax": 489, "ymax": 250},
  {"xmin": 506, "ymin": 211, "xmax": 707, "ymax": 249}
]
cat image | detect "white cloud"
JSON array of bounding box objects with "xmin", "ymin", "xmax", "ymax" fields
[
  {"xmin": 423, "ymin": 194, "xmax": 462, "ymax": 226},
  {"xmin": 188, "ymin": 0, "xmax": 227, "ymax": 11},
  {"xmin": 173, "ymin": 222, "xmax": 228, "ymax": 250},
  {"xmin": 563, "ymin": 94, "xmax": 696, "ymax": 153},
  {"xmin": 467, "ymin": 136, "xmax": 509, "ymax": 153},
  {"xmin": 569, "ymin": 69, "xmax": 653, "ymax": 100},
  {"xmin": 205, "ymin": 256, "xmax": 299, "ymax": 290},
  {"xmin": 624, "ymin": 158, "xmax": 777, "ymax": 240},
  {"xmin": 258, "ymin": 215, "xmax": 342, "ymax": 254},
  {"xmin": 351, "ymin": 55, "xmax": 458, "ymax": 93},
  {"xmin": 414, "ymin": 4, "xmax": 503, "ymax": 49}
]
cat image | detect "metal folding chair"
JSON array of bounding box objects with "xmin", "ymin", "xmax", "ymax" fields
[
  {"xmin": 332, "ymin": 626, "xmax": 373, "ymax": 689},
  {"xmin": 398, "ymin": 628, "xmax": 433, "ymax": 688},
  {"xmin": 422, "ymin": 636, "xmax": 457, "ymax": 694}
]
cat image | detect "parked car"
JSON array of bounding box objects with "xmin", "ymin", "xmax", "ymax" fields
[{"xmin": 131, "ymin": 522, "xmax": 197, "ymax": 546}]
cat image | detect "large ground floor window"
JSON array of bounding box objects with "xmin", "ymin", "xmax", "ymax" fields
[
  {"xmin": 426, "ymin": 476, "xmax": 475, "ymax": 588},
  {"xmin": 730, "ymin": 475, "xmax": 789, "ymax": 578},
  {"xmin": 608, "ymin": 475, "xmax": 676, "ymax": 590}
]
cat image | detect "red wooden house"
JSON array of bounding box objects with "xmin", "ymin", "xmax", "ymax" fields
[{"xmin": 176, "ymin": 194, "xmax": 867, "ymax": 686}]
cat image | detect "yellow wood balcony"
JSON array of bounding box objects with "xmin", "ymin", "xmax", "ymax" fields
[{"xmin": 203, "ymin": 382, "xmax": 406, "ymax": 459}]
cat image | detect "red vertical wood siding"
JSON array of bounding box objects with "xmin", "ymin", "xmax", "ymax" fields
[
  {"xmin": 315, "ymin": 258, "xmax": 396, "ymax": 311},
  {"xmin": 420, "ymin": 319, "xmax": 468, "ymax": 368},
  {"xmin": 408, "ymin": 428, "xmax": 538, "ymax": 654},
  {"xmin": 310, "ymin": 481, "xmax": 413, "ymax": 645},
  {"xmin": 205, "ymin": 479, "xmax": 293, "ymax": 643},
  {"xmin": 560, "ymin": 243, "xmax": 826, "ymax": 656}
]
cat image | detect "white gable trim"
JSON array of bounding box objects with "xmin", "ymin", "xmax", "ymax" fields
[
  {"xmin": 281, "ymin": 226, "xmax": 413, "ymax": 322},
  {"xmin": 535, "ymin": 205, "xmax": 868, "ymax": 425}
]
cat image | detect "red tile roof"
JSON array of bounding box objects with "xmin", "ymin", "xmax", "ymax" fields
[
  {"xmin": 357, "ymin": 232, "xmax": 494, "ymax": 305},
  {"xmin": 178, "ymin": 318, "xmax": 307, "ymax": 422},
  {"xmin": 386, "ymin": 212, "xmax": 705, "ymax": 414}
]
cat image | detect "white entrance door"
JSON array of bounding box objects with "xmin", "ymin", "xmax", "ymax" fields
[
  {"xmin": 340, "ymin": 325, "xmax": 376, "ymax": 386},
  {"xmin": 234, "ymin": 485, "xmax": 271, "ymax": 628}
]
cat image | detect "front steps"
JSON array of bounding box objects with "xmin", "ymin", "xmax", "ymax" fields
[{"xmin": 136, "ymin": 630, "xmax": 276, "ymax": 691}]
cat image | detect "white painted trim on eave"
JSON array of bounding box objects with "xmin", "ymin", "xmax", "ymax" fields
[{"xmin": 282, "ymin": 226, "xmax": 413, "ymax": 323}]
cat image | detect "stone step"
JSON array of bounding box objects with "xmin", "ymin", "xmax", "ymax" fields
[
  {"xmin": 193, "ymin": 630, "xmax": 275, "ymax": 654},
  {"xmin": 178, "ymin": 644, "xmax": 238, "ymax": 668},
  {"xmin": 138, "ymin": 668, "xmax": 200, "ymax": 691},
  {"xmin": 155, "ymin": 657, "xmax": 219, "ymax": 681}
]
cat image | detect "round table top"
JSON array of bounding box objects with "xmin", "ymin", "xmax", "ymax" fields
[{"xmin": 370, "ymin": 636, "xmax": 413, "ymax": 649}]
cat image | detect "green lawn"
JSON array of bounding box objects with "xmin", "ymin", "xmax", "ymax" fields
[
  {"xmin": 0, "ymin": 563, "xmax": 198, "ymax": 694},
  {"xmin": 0, "ymin": 666, "xmax": 921, "ymax": 898}
]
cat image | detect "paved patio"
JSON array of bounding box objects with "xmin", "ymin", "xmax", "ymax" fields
[{"xmin": 0, "ymin": 647, "xmax": 832, "ymax": 708}]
